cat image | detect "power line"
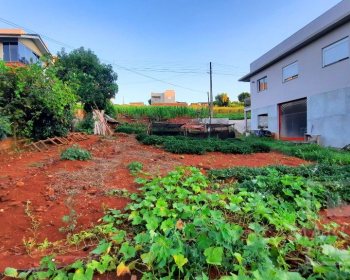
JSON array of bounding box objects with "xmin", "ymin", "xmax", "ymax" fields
[{"xmin": 0, "ymin": 17, "xmax": 205, "ymax": 93}]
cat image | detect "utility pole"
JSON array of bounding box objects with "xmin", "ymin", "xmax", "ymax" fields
[
  {"xmin": 208, "ymin": 62, "xmax": 213, "ymax": 138},
  {"xmin": 209, "ymin": 62, "xmax": 213, "ymax": 118}
]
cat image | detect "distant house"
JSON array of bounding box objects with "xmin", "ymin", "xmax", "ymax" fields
[
  {"xmin": 0, "ymin": 29, "xmax": 50, "ymax": 66},
  {"xmin": 239, "ymin": 0, "xmax": 350, "ymax": 148},
  {"xmin": 151, "ymin": 90, "xmax": 176, "ymax": 104},
  {"xmin": 129, "ymin": 102, "xmax": 145, "ymax": 106}
]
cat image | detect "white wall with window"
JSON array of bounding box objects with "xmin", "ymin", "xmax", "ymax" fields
[
  {"xmin": 322, "ymin": 37, "xmax": 349, "ymax": 67},
  {"xmin": 282, "ymin": 61, "xmax": 298, "ymax": 82},
  {"xmin": 257, "ymin": 76, "xmax": 267, "ymax": 92}
]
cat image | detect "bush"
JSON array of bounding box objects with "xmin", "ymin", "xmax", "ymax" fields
[
  {"xmin": 0, "ymin": 116, "xmax": 11, "ymax": 139},
  {"xmin": 217, "ymin": 143, "xmax": 253, "ymax": 154},
  {"xmin": 0, "ymin": 61, "xmax": 77, "ymax": 140},
  {"xmin": 139, "ymin": 135, "xmax": 167, "ymax": 146},
  {"xmin": 115, "ymin": 123, "xmax": 147, "ymax": 134},
  {"xmin": 136, "ymin": 134, "xmax": 272, "ymax": 155},
  {"xmin": 163, "ymin": 139, "xmax": 206, "ymax": 154},
  {"xmin": 75, "ymin": 113, "xmax": 94, "ymax": 134},
  {"xmin": 60, "ymin": 145, "xmax": 91, "ymax": 161}
]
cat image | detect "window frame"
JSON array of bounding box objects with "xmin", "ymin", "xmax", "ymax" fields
[
  {"xmin": 322, "ymin": 37, "xmax": 349, "ymax": 68},
  {"xmin": 282, "ymin": 61, "xmax": 299, "ymax": 83},
  {"xmin": 257, "ymin": 76, "xmax": 268, "ymax": 92},
  {"xmin": 258, "ymin": 113, "xmax": 268, "ymax": 129}
]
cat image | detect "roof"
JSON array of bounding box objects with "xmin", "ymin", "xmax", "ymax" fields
[
  {"xmin": 239, "ymin": 0, "xmax": 350, "ymax": 82},
  {"xmin": 0, "ymin": 29, "xmax": 50, "ymax": 56}
]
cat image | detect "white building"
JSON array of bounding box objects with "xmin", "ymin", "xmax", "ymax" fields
[{"xmin": 240, "ymin": 0, "xmax": 350, "ymax": 148}]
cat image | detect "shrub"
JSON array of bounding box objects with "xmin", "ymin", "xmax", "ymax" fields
[
  {"xmin": 139, "ymin": 135, "xmax": 167, "ymax": 146},
  {"xmin": 163, "ymin": 139, "xmax": 206, "ymax": 154},
  {"xmin": 0, "ymin": 116, "xmax": 11, "ymax": 139},
  {"xmin": 75, "ymin": 113, "xmax": 94, "ymax": 134},
  {"xmin": 60, "ymin": 145, "xmax": 91, "ymax": 161},
  {"xmin": 127, "ymin": 161, "xmax": 143, "ymax": 175},
  {"xmin": 250, "ymin": 142, "xmax": 271, "ymax": 153}
]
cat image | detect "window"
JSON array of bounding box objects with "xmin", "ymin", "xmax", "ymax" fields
[
  {"xmin": 323, "ymin": 37, "xmax": 349, "ymax": 67},
  {"xmin": 3, "ymin": 41, "xmax": 40, "ymax": 64},
  {"xmin": 3, "ymin": 42, "xmax": 18, "ymax": 62},
  {"xmin": 283, "ymin": 61, "xmax": 298, "ymax": 82},
  {"xmin": 258, "ymin": 114, "xmax": 268, "ymax": 129},
  {"xmin": 257, "ymin": 76, "xmax": 267, "ymax": 92},
  {"xmin": 18, "ymin": 42, "xmax": 40, "ymax": 64}
]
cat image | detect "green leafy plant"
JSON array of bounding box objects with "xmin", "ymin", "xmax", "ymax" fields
[
  {"xmin": 6, "ymin": 167, "xmax": 350, "ymax": 279},
  {"xmin": 60, "ymin": 145, "xmax": 91, "ymax": 161},
  {"xmin": 127, "ymin": 161, "xmax": 143, "ymax": 175},
  {"xmin": 59, "ymin": 196, "xmax": 78, "ymax": 234}
]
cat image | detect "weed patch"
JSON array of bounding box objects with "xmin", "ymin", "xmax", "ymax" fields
[{"xmin": 60, "ymin": 145, "xmax": 91, "ymax": 161}]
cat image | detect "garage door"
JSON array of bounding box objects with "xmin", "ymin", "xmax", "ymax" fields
[{"xmin": 279, "ymin": 98, "xmax": 307, "ymax": 139}]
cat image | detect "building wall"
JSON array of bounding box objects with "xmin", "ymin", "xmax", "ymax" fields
[
  {"xmin": 0, "ymin": 42, "xmax": 3, "ymax": 60},
  {"xmin": 249, "ymin": 21, "xmax": 350, "ymax": 110},
  {"xmin": 308, "ymin": 87, "xmax": 350, "ymax": 147},
  {"xmin": 151, "ymin": 90, "xmax": 176, "ymax": 104},
  {"xmin": 250, "ymin": 87, "xmax": 350, "ymax": 147},
  {"xmin": 251, "ymin": 105, "xmax": 279, "ymax": 133},
  {"xmin": 151, "ymin": 93, "xmax": 164, "ymax": 104},
  {"xmin": 163, "ymin": 90, "xmax": 175, "ymax": 103}
]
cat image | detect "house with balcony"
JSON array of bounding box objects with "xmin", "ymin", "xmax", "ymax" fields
[
  {"xmin": 0, "ymin": 29, "xmax": 50, "ymax": 65},
  {"xmin": 239, "ymin": 0, "xmax": 350, "ymax": 148}
]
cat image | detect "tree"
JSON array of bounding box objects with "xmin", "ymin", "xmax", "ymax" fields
[
  {"xmin": 55, "ymin": 47, "xmax": 118, "ymax": 112},
  {"xmin": 214, "ymin": 93, "xmax": 230, "ymax": 107},
  {"xmin": 148, "ymin": 99, "xmax": 152, "ymax": 105},
  {"xmin": 0, "ymin": 61, "xmax": 77, "ymax": 140},
  {"xmin": 237, "ymin": 92, "xmax": 250, "ymax": 103}
]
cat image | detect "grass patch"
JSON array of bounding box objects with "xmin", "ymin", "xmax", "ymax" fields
[{"xmin": 244, "ymin": 136, "xmax": 350, "ymax": 165}]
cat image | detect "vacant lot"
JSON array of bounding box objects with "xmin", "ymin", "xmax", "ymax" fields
[{"xmin": 0, "ymin": 133, "xmax": 309, "ymax": 271}]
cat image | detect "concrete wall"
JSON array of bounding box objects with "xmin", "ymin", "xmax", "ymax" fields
[
  {"xmin": 308, "ymin": 87, "xmax": 350, "ymax": 147},
  {"xmin": 249, "ymin": 21, "xmax": 350, "ymax": 110},
  {"xmin": 251, "ymin": 104, "xmax": 278, "ymax": 133}
]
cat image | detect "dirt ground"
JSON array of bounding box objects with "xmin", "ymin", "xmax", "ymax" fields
[{"xmin": 0, "ymin": 133, "xmax": 344, "ymax": 273}]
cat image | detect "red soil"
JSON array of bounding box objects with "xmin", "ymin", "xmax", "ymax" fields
[{"xmin": 0, "ymin": 133, "xmax": 318, "ymax": 273}]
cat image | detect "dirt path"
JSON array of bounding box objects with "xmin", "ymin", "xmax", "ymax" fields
[{"xmin": 0, "ymin": 134, "xmax": 309, "ymax": 271}]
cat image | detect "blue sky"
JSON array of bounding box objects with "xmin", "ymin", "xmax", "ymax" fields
[{"xmin": 0, "ymin": 0, "xmax": 342, "ymax": 104}]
